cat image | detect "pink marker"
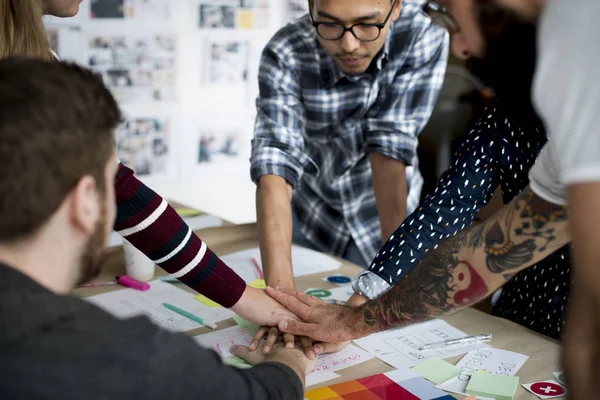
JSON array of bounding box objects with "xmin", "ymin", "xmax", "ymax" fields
[{"xmin": 116, "ymin": 275, "xmax": 150, "ymax": 291}]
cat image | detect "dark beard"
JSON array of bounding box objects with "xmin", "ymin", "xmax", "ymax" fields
[
  {"xmin": 76, "ymin": 208, "xmax": 109, "ymax": 286},
  {"xmin": 467, "ymin": 4, "xmax": 542, "ymax": 130}
]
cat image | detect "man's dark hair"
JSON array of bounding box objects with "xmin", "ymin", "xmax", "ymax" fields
[{"xmin": 0, "ymin": 58, "xmax": 121, "ymax": 242}]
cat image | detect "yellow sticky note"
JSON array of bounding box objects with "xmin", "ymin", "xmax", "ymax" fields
[
  {"xmin": 238, "ymin": 11, "xmax": 254, "ymax": 29},
  {"xmin": 195, "ymin": 294, "xmax": 222, "ymax": 308},
  {"xmin": 249, "ymin": 279, "xmax": 266, "ymax": 289}
]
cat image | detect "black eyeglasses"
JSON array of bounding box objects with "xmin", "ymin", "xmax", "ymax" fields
[
  {"xmin": 309, "ymin": 0, "xmax": 398, "ymax": 42},
  {"xmin": 421, "ymin": 1, "xmax": 460, "ymax": 34}
]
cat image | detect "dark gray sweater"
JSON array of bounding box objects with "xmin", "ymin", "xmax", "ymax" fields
[{"xmin": 0, "ymin": 263, "xmax": 303, "ymax": 400}]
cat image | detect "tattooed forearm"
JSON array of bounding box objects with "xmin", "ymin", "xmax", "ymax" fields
[{"xmin": 362, "ymin": 186, "xmax": 570, "ymax": 332}]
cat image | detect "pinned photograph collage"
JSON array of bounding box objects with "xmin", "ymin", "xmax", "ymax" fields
[{"xmin": 44, "ymin": 0, "xmax": 308, "ymax": 179}]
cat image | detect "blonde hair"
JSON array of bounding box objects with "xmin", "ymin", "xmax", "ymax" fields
[{"xmin": 0, "ymin": 0, "xmax": 53, "ymax": 60}]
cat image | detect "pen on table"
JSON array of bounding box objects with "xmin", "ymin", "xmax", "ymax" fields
[
  {"xmin": 163, "ymin": 302, "xmax": 217, "ymax": 329},
  {"xmin": 418, "ymin": 333, "xmax": 493, "ymax": 351},
  {"xmin": 251, "ymin": 257, "xmax": 264, "ymax": 279},
  {"xmin": 158, "ymin": 276, "xmax": 182, "ymax": 283},
  {"xmin": 77, "ymin": 281, "xmax": 118, "ymax": 288}
]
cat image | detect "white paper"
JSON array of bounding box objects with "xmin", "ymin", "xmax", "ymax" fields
[
  {"xmin": 86, "ymin": 280, "xmax": 234, "ymax": 331},
  {"xmin": 306, "ymin": 371, "xmax": 341, "ymax": 387},
  {"xmin": 436, "ymin": 348, "xmax": 529, "ymax": 396},
  {"xmin": 353, "ymin": 319, "xmax": 490, "ymax": 368},
  {"xmin": 305, "ymin": 285, "xmax": 354, "ymax": 304},
  {"xmin": 309, "ymin": 344, "xmax": 374, "ymax": 375},
  {"xmin": 194, "ymin": 329, "xmax": 373, "ymax": 379},
  {"xmin": 192, "ymin": 326, "xmax": 253, "ymax": 358},
  {"xmin": 107, "ymin": 215, "xmax": 224, "ymax": 247},
  {"xmin": 220, "ymin": 246, "xmax": 341, "ymax": 283}
]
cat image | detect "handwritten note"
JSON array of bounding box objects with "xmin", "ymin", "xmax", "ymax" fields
[
  {"xmin": 436, "ymin": 348, "xmax": 528, "ymax": 396},
  {"xmin": 353, "ymin": 319, "xmax": 490, "ymax": 368},
  {"xmin": 309, "ymin": 344, "xmax": 374, "ymax": 375},
  {"xmin": 193, "ymin": 326, "xmax": 373, "ymax": 383},
  {"xmin": 85, "ymin": 280, "xmax": 234, "ymax": 332},
  {"xmin": 192, "ymin": 326, "xmax": 253, "ymax": 358}
]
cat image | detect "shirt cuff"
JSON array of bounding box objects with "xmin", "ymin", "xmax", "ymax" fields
[
  {"xmin": 250, "ymin": 162, "xmax": 301, "ymax": 188},
  {"xmin": 352, "ymin": 270, "xmax": 392, "ymax": 300}
]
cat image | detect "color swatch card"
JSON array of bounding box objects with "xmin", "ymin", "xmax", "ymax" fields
[
  {"xmin": 353, "ymin": 319, "xmax": 490, "ymax": 368},
  {"xmin": 437, "ymin": 348, "xmax": 528, "ymax": 396},
  {"xmin": 220, "ymin": 246, "xmax": 341, "ymax": 283},
  {"xmin": 85, "ymin": 280, "xmax": 234, "ymax": 331},
  {"xmin": 305, "ymin": 368, "xmax": 455, "ymax": 400}
]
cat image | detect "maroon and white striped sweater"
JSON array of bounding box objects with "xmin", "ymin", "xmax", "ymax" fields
[{"xmin": 113, "ymin": 163, "xmax": 246, "ymax": 308}]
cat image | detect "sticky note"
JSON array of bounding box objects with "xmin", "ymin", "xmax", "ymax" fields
[
  {"xmin": 238, "ymin": 11, "xmax": 254, "ymax": 29},
  {"xmin": 411, "ymin": 357, "xmax": 461, "ymax": 384},
  {"xmin": 249, "ymin": 279, "xmax": 266, "ymax": 289},
  {"xmin": 175, "ymin": 207, "xmax": 201, "ymax": 217},
  {"xmin": 233, "ymin": 316, "xmax": 260, "ymax": 337},
  {"xmin": 466, "ymin": 371, "xmax": 519, "ymax": 400},
  {"xmin": 195, "ymin": 294, "xmax": 222, "ymax": 308},
  {"xmin": 223, "ymin": 356, "xmax": 252, "ymax": 369}
]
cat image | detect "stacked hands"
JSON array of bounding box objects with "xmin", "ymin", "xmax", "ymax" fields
[{"xmin": 229, "ymin": 284, "xmax": 370, "ymax": 374}]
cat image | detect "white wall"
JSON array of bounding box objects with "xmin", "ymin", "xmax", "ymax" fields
[{"xmin": 45, "ymin": 0, "xmax": 302, "ymax": 224}]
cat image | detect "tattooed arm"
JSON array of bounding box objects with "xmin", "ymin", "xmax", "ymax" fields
[{"xmin": 265, "ymin": 186, "xmax": 570, "ymax": 342}]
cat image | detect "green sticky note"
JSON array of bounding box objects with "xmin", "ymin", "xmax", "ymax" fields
[
  {"xmin": 223, "ymin": 356, "xmax": 252, "ymax": 369},
  {"xmin": 195, "ymin": 294, "xmax": 222, "ymax": 308},
  {"xmin": 233, "ymin": 316, "xmax": 260, "ymax": 337},
  {"xmin": 466, "ymin": 371, "xmax": 519, "ymax": 400},
  {"xmin": 411, "ymin": 357, "xmax": 462, "ymax": 384},
  {"xmin": 249, "ymin": 279, "xmax": 266, "ymax": 289},
  {"xmin": 175, "ymin": 207, "xmax": 201, "ymax": 217}
]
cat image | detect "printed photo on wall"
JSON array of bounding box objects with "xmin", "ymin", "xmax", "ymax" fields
[
  {"xmin": 117, "ymin": 117, "xmax": 171, "ymax": 176},
  {"xmin": 46, "ymin": 25, "xmax": 85, "ymax": 63},
  {"xmin": 91, "ymin": 0, "xmax": 173, "ymax": 20},
  {"xmin": 197, "ymin": 0, "xmax": 269, "ymax": 29},
  {"xmin": 204, "ymin": 39, "xmax": 249, "ymax": 85},
  {"xmin": 197, "ymin": 130, "xmax": 245, "ymax": 166},
  {"xmin": 87, "ymin": 33, "xmax": 176, "ymax": 102},
  {"xmin": 287, "ymin": 0, "xmax": 308, "ymax": 21}
]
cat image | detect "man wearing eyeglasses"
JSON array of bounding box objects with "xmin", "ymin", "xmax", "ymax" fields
[{"xmin": 251, "ymin": 0, "xmax": 448, "ymax": 332}]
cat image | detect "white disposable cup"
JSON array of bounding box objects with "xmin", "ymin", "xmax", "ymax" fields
[{"xmin": 122, "ymin": 239, "xmax": 156, "ymax": 282}]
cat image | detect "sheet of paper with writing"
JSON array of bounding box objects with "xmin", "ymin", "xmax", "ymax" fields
[
  {"xmin": 85, "ymin": 280, "xmax": 234, "ymax": 331},
  {"xmin": 436, "ymin": 348, "xmax": 528, "ymax": 396},
  {"xmin": 353, "ymin": 319, "xmax": 490, "ymax": 368}
]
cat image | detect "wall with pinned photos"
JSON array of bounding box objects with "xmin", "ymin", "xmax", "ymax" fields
[{"xmin": 44, "ymin": 0, "xmax": 309, "ymax": 223}]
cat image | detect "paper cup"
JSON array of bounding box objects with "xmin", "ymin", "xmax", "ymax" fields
[{"xmin": 122, "ymin": 239, "xmax": 155, "ymax": 282}]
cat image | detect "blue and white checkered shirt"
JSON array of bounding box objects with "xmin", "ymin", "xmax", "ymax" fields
[{"xmin": 251, "ymin": 0, "xmax": 449, "ymax": 265}]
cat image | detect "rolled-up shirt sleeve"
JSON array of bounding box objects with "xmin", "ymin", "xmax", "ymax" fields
[
  {"xmin": 251, "ymin": 46, "xmax": 314, "ymax": 188},
  {"xmin": 364, "ymin": 25, "xmax": 448, "ymax": 165}
]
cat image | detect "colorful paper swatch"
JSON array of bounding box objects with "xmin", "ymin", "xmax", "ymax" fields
[{"xmin": 305, "ymin": 370, "xmax": 455, "ymax": 400}]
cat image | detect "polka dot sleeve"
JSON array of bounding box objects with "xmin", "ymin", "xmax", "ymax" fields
[{"xmin": 364, "ymin": 110, "xmax": 502, "ymax": 290}]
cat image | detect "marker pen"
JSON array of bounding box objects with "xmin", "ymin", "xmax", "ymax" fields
[{"xmin": 116, "ymin": 275, "xmax": 150, "ymax": 291}]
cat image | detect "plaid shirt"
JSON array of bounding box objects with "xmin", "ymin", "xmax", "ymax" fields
[{"xmin": 251, "ymin": 0, "xmax": 449, "ymax": 264}]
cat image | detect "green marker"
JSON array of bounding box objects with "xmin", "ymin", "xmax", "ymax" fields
[{"xmin": 163, "ymin": 302, "xmax": 217, "ymax": 329}]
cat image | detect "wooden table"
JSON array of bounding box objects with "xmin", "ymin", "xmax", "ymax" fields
[{"xmin": 77, "ymin": 223, "xmax": 562, "ymax": 399}]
